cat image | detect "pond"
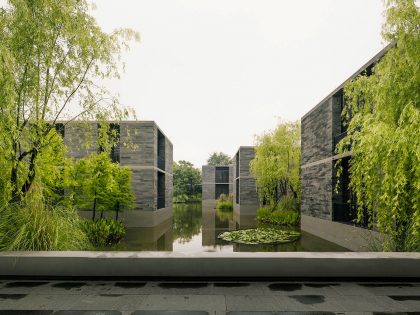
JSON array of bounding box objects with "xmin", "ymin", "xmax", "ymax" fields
[{"xmin": 112, "ymin": 202, "xmax": 350, "ymax": 252}]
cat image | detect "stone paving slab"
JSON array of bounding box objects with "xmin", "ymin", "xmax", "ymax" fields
[{"xmin": 0, "ymin": 280, "xmax": 419, "ymax": 313}]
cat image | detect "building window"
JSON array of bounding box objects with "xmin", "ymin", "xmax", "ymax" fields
[
  {"xmin": 215, "ymin": 184, "xmax": 229, "ymax": 199},
  {"xmin": 235, "ymin": 179, "xmax": 239, "ymax": 204},
  {"xmin": 157, "ymin": 171, "xmax": 165, "ymax": 209},
  {"xmin": 333, "ymin": 157, "xmax": 357, "ymax": 223},
  {"xmin": 97, "ymin": 123, "xmax": 120, "ymax": 163},
  {"xmin": 215, "ymin": 166, "xmax": 229, "ymax": 183},
  {"xmin": 157, "ymin": 130, "xmax": 165, "ymax": 171},
  {"xmin": 235, "ymin": 152, "xmax": 239, "ymax": 178}
]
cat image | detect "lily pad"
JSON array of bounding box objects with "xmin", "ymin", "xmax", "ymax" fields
[{"xmin": 218, "ymin": 228, "xmax": 301, "ymax": 245}]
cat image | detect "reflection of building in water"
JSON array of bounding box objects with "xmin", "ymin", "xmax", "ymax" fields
[
  {"xmin": 61, "ymin": 120, "xmax": 173, "ymax": 227},
  {"xmin": 122, "ymin": 217, "xmax": 173, "ymax": 251},
  {"xmin": 201, "ymin": 204, "xmax": 235, "ymax": 247},
  {"xmin": 232, "ymin": 146, "xmax": 259, "ymax": 220},
  {"xmin": 201, "ymin": 165, "xmax": 233, "ymax": 204}
]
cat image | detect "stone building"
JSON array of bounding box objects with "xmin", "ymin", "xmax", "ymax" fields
[
  {"xmin": 62, "ymin": 120, "xmax": 173, "ymax": 228},
  {"xmin": 300, "ymin": 46, "xmax": 390, "ymax": 250},
  {"xmin": 232, "ymin": 146, "xmax": 259, "ymax": 222},
  {"xmin": 201, "ymin": 165, "xmax": 233, "ymax": 202}
]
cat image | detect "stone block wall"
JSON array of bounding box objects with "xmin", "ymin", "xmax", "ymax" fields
[
  {"xmin": 202, "ymin": 165, "xmax": 216, "ymax": 201},
  {"xmin": 301, "ymin": 99, "xmax": 333, "ymax": 165},
  {"xmin": 233, "ymin": 147, "xmax": 259, "ymax": 209},
  {"xmin": 301, "ymin": 98, "xmax": 334, "ymax": 220},
  {"xmin": 62, "ymin": 121, "xmax": 173, "ymax": 215},
  {"xmin": 201, "ymin": 165, "xmax": 233, "ymax": 200},
  {"xmin": 301, "ymin": 162, "xmax": 333, "ymax": 220},
  {"xmin": 64, "ymin": 122, "xmax": 98, "ymax": 159}
]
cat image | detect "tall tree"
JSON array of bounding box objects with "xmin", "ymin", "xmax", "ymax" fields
[
  {"xmin": 69, "ymin": 153, "xmax": 134, "ymax": 220},
  {"xmin": 173, "ymin": 160, "xmax": 202, "ymax": 202},
  {"xmin": 207, "ymin": 152, "xmax": 231, "ymax": 166},
  {"xmin": 0, "ymin": 0, "xmax": 138, "ymax": 202},
  {"xmin": 250, "ymin": 121, "xmax": 301, "ymax": 209},
  {"xmin": 337, "ymin": 0, "xmax": 419, "ymax": 251}
]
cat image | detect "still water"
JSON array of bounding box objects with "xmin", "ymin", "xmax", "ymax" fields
[{"xmin": 116, "ymin": 203, "xmax": 349, "ymax": 252}]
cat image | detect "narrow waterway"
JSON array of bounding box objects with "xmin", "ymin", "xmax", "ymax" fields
[{"xmin": 113, "ymin": 203, "xmax": 349, "ymax": 252}]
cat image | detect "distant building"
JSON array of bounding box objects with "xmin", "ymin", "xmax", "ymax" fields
[
  {"xmin": 61, "ymin": 120, "xmax": 173, "ymax": 228},
  {"xmin": 202, "ymin": 165, "xmax": 233, "ymax": 201},
  {"xmin": 300, "ymin": 46, "xmax": 390, "ymax": 250},
  {"xmin": 232, "ymin": 146, "xmax": 259, "ymax": 222}
]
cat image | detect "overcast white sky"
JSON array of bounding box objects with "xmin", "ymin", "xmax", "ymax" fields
[{"xmin": 91, "ymin": 0, "xmax": 386, "ymax": 168}]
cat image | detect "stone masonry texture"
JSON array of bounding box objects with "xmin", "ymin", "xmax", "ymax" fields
[
  {"xmin": 233, "ymin": 147, "xmax": 259, "ymax": 207},
  {"xmin": 202, "ymin": 165, "xmax": 233, "ymax": 200},
  {"xmin": 63, "ymin": 121, "xmax": 173, "ymax": 213}
]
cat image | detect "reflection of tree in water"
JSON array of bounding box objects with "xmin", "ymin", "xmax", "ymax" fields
[
  {"xmin": 172, "ymin": 203, "xmax": 202, "ymax": 243},
  {"xmin": 215, "ymin": 208, "xmax": 233, "ymax": 224}
]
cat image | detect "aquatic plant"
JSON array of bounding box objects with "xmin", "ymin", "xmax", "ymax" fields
[{"xmin": 218, "ymin": 228, "xmax": 301, "ymax": 245}]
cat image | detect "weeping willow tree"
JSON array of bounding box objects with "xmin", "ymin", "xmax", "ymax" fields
[
  {"xmin": 250, "ymin": 121, "xmax": 301, "ymax": 210},
  {"xmin": 0, "ymin": 0, "xmax": 139, "ymax": 203},
  {"xmin": 337, "ymin": 0, "xmax": 419, "ymax": 251},
  {"xmin": 0, "ymin": 0, "xmax": 138, "ymax": 250}
]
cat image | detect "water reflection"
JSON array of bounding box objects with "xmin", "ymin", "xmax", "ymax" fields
[
  {"xmin": 114, "ymin": 202, "xmax": 349, "ymax": 252},
  {"xmin": 172, "ymin": 203, "xmax": 201, "ymax": 243}
]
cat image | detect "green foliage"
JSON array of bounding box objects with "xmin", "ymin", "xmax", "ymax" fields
[
  {"xmin": 257, "ymin": 207, "xmax": 300, "ymax": 227},
  {"xmin": 218, "ymin": 228, "xmax": 301, "ymax": 245},
  {"xmin": 0, "ymin": 186, "xmax": 90, "ymax": 251},
  {"xmin": 207, "ymin": 152, "xmax": 232, "ymax": 166},
  {"xmin": 68, "ymin": 153, "xmax": 134, "ymax": 219},
  {"xmin": 173, "ymin": 160, "xmax": 202, "ymax": 203},
  {"xmin": 216, "ymin": 193, "xmax": 233, "ymax": 211},
  {"xmin": 81, "ymin": 218, "xmax": 125, "ymax": 248},
  {"xmin": 0, "ymin": 0, "xmax": 138, "ymax": 202},
  {"xmin": 250, "ymin": 121, "xmax": 301, "ymax": 208},
  {"xmin": 337, "ymin": 0, "xmax": 419, "ymax": 251}
]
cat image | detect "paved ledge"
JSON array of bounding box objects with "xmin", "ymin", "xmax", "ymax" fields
[
  {"xmin": 0, "ymin": 252, "xmax": 419, "ymax": 278},
  {"xmin": 0, "ymin": 279, "xmax": 419, "ymax": 313}
]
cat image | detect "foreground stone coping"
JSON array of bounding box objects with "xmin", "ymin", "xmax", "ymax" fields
[
  {"xmin": 1, "ymin": 251, "xmax": 419, "ymax": 277},
  {"xmin": 0, "ymin": 251, "xmax": 419, "ymax": 259}
]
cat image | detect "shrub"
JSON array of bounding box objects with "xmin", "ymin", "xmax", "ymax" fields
[
  {"xmin": 81, "ymin": 218, "xmax": 125, "ymax": 248},
  {"xmin": 277, "ymin": 195, "xmax": 299, "ymax": 212},
  {"xmin": 216, "ymin": 194, "xmax": 233, "ymax": 211},
  {"xmin": 257, "ymin": 207, "xmax": 300, "ymax": 227},
  {"xmin": 0, "ymin": 188, "xmax": 90, "ymax": 251}
]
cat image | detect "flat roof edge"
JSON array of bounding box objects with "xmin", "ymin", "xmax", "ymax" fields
[{"xmin": 301, "ymin": 43, "xmax": 394, "ymax": 121}]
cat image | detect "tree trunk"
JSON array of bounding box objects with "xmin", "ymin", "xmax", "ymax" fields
[
  {"xmin": 115, "ymin": 202, "xmax": 120, "ymax": 220},
  {"xmin": 92, "ymin": 192, "xmax": 97, "ymax": 220},
  {"xmin": 20, "ymin": 150, "xmax": 38, "ymax": 196}
]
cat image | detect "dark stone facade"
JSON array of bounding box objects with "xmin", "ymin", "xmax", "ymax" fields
[
  {"xmin": 233, "ymin": 147, "xmax": 259, "ymax": 216},
  {"xmin": 63, "ymin": 121, "xmax": 173, "ymax": 219},
  {"xmin": 301, "ymin": 45, "xmax": 390, "ymax": 224},
  {"xmin": 202, "ymin": 165, "xmax": 233, "ymax": 200}
]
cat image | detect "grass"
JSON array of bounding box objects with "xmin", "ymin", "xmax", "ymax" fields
[
  {"xmin": 81, "ymin": 217, "xmax": 126, "ymax": 248},
  {"xmin": 0, "ymin": 189, "xmax": 90, "ymax": 251},
  {"xmin": 216, "ymin": 193, "xmax": 233, "ymax": 211},
  {"xmin": 257, "ymin": 207, "xmax": 300, "ymax": 227}
]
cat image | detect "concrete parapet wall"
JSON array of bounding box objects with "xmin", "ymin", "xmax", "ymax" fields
[{"xmin": 0, "ymin": 251, "xmax": 418, "ymax": 278}]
